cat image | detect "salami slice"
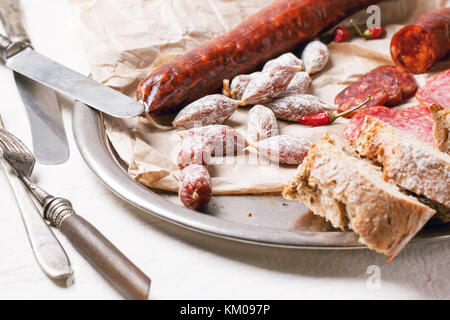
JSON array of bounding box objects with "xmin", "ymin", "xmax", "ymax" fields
[
  {"xmin": 394, "ymin": 66, "xmax": 418, "ymax": 99},
  {"xmin": 362, "ymin": 66, "xmax": 403, "ymax": 107},
  {"xmin": 416, "ymin": 69, "xmax": 450, "ymax": 109},
  {"xmin": 335, "ymin": 65, "xmax": 417, "ymax": 117},
  {"xmin": 335, "ymin": 81, "xmax": 388, "ymax": 117},
  {"xmin": 342, "ymin": 105, "xmax": 434, "ymax": 144}
]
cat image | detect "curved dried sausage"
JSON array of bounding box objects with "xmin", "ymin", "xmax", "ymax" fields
[{"xmin": 137, "ymin": 0, "xmax": 381, "ymax": 116}]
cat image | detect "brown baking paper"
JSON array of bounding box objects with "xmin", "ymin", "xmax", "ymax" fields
[{"xmin": 70, "ymin": 0, "xmax": 450, "ymax": 194}]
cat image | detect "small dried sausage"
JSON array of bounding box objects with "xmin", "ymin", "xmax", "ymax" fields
[
  {"xmin": 177, "ymin": 125, "xmax": 247, "ymax": 169},
  {"xmin": 256, "ymin": 135, "xmax": 312, "ymax": 165},
  {"xmin": 173, "ymin": 94, "xmax": 241, "ymax": 129},
  {"xmin": 301, "ymin": 40, "xmax": 330, "ymax": 74},
  {"xmin": 228, "ymin": 72, "xmax": 261, "ymax": 100},
  {"xmin": 283, "ymin": 72, "xmax": 311, "ymax": 96},
  {"xmin": 262, "ymin": 53, "xmax": 303, "ymax": 72},
  {"xmin": 247, "ymin": 105, "xmax": 279, "ymax": 143},
  {"xmin": 178, "ymin": 164, "xmax": 212, "ymax": 210},
  {"xmin": 241, "ymin": 65, "xmax": 299, "ymax": 105},
  {"xmin": 267, "ymin": 94, "xmax": 335, "ymax": 121}
]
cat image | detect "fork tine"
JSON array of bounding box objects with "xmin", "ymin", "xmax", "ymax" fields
[
  {"xmin": 0, "ymin": 131, "xmax": 14, "ymax": 152},
  {"xmin": 0, "ymin": 129, "xmax": 19, "ymax": 152},
  {"xmin": 0, "ymin": 128, "xmax": 31, "ymax": 155},
  {"xmin": 0, "ymin": 128, "xmax": 35, "ymax": 176},
  {"xmin": 3, "ymin": 129, "xmax": 30, "ymax": 154}
]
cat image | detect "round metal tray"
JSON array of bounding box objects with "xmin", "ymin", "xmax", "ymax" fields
[{"xmin": 72, "ymin": 101, "xmax": 450, "ymax": 249}]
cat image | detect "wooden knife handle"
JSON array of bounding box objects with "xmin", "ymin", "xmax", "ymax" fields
[{"xmin": 45, "ymin": 197, "xmax": 151, "ymax": 300}]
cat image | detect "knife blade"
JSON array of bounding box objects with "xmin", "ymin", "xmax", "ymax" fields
[
  {"xmin": 0, "ymin": 34, "xmax": 146, "ymax": 118},
  {"xmin": 0, "ymin": 0, "xmax": 69, "ymax": 164}
]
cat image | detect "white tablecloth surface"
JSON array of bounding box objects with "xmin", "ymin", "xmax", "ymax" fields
[{"xmin": 0, "ymin": 0, "xmax": 449, "ymax": 300}]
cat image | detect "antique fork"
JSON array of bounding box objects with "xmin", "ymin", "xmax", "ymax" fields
[
  {"xmin": 0, "ymin": 116, "xmax": 72, "ymax": 281},
  {"xmin": 0, "ymin": 125, "xmax": 151, "ymax": 300}
]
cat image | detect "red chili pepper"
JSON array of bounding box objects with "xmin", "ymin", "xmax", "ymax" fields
[
  {"xmin": 333, "ymin": 27, "xmax": 349, "ymax": 42},
  {"xmin": 297, "ymin": 96, "xmax": 371, "ymax": 126},
  {"xmin": 350, "ymin": 20, "xmax": 385, "ymax": 40},
  {"xmin": 364, "ymin": 26, "xmax": 385, "ymax": 39}
]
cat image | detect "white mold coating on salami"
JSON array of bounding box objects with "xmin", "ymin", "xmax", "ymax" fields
[
  {"xmin": 230, "ymin": 72, "xmax": 261, "ymax": 100},
  {"xmin": 283, "ymin": 72, "xmax": 311, "ymax": 96},
  {"xmin": 178, "ymin": 164, "xmax": 212, "ymax": 210},
  {"xmin": 241, "ymin": 65, "xmax": 298, "ymax": 105},
  {"xmin": 301, "ymin": 40, "xmax": 329, "ymax": 75},
  {"xmin": 177, "ymin": 124, "xmax": 247, "ymax": 168},
  {"xmin": 257, "ymin": 135, "xmax": 312, "ymax": 165},
  {"xmin": 247, "ymin": 105, "xmax": 279, "ymax": 143},
  {"xmin": 173, "ymin": 94, "xmax": 240, "ymax": 129},
  {"xmin": 262, "ymin": 52, "xmax": 304, "ymax": 72},
  {"xmin": 266, "ymin": 94, "xmax": 335, "ymax": 121}
]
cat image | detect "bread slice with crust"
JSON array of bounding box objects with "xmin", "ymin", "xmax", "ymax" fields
[
  {"xmin": 283, "ymin": 134, "xmax": 435, "ymax": 262},
  {"xmin": 430, "ymin": 104, "xmax": 450, "ymax": 155},
  {"xmin": 351, "ymin": 116, "xmax": 450, "ymax": 209}
]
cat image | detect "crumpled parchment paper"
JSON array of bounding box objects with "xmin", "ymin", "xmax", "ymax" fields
[{"xmin": 70, "ymin": 0, "xmax": 450, "ymax": 194}]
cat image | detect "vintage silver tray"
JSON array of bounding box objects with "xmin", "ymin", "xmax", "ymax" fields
[{"xmin": 72, "ymin": 101, "xmax": 450, "ymax": 249}]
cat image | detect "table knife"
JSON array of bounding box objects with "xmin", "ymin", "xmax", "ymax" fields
[
  {"xmin": 0, "ymin": 33, "xmax": 146, "ymax": 118},
  {"xmin": 0, "ymin": 0, "xmax": 69, "ymax": 165}
]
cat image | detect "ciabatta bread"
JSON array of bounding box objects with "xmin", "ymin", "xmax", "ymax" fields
[
  {"xmin": 283, "ymin": 134, "xmax": 435, "ymax": 262},
  {"xmin": 430, "ymin": 104, "xmax": 450, "ymax": 155},
  {"xmin": 351, "ymin": 116, "xmax": 450, "ymax": 209}
]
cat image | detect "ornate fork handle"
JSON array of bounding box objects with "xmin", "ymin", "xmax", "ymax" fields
[
  {"xmin": 19, "ymin": 176, "xmax": 151, "ymax": 300},
  {"xmin": 43, "ymin": 197, "xmax": 75, "ymax": 228}
]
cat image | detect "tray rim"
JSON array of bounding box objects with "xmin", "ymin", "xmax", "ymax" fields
[{"xmin": 72, "ymin": 101, "xmax": 450, "ymax": 249}]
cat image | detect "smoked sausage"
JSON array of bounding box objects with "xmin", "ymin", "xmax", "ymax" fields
[
  {"xmin": 390, "ymin": 7, "xmax": 450, "ymax": 74},
  {"xmin": 137, "ymin": 0, "xmax": 380, "ymax": 116}
]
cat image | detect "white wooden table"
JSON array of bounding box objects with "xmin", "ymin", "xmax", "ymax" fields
[{"xmin": 0, "ymin": 0, "xmax": 449, "ymax": 300}]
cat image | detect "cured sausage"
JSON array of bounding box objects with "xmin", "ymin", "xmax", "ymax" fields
[
  {"xmin": 247, "ymin": 105, "xmax": 278, "ymax": 143},
  {"xmin": 172, "ymin": 94, "xmax": 240, "ymax": 129},
  {"xmin": 240, "ymin": 65, "xmax": 299, "ymax": 105},
  {"xmin": 301, "ymin": 40, "xmax": 330, "ymax": 74},
  {"xmin": 178, "ymin": 164, "xmax": 212, "ymax": 210},
  {"xmin": 256, "ymin": 135, "xmax": 312, "ymax": 165},
  {"xmin": 267, "ymin": 94, "xmax": 335, "ymax": 122},
  {"xmin": 390, "ymin": 8, "xmax": 450, "ymax": 74},
  {"xmin": 335, "ymin": 65, "xmax": 417, "ymax": 116},
  {"xmin": 177, "ymin": 125, "xmax": 247, "ymax": 169},
  {"xmin": 262, "ymin": 53, "xmax": 303, "ymax": 72},
  {"xmin": 416, "ymin": 69, "xmax": 450, "ymax": 108},
  {"xmin": 342, "ymin": 105, "xmax": 434, "ymax": 144},
  {"xmin": 137, "ymin": 0, "xmax": 381, "ymax": 116}
]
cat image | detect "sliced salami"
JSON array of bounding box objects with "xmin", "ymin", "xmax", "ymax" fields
[
  {"xmin": 361, "ymin": 66, "xmax": 404, "ymax": 106},
  {"xmin": 335, "ymin": 65, "xmax": 417, "ymax": 117},
  {"xmin": 335, "ymin": 81, "xmax": 387, "ymax": 117},
  {"xmin": 416, "ymin": 69, "xmax": 450, "ymax": 109},
  {"xmin": 394, "ymin": 66, "xmax": 418, "ymax": 99},
  {"xmin": 342, "ymin": 105, "xmax": 433, "ymax": 144}
]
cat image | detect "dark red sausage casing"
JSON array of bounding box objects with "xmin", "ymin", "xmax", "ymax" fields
[
  {"xmin": 137, "ymin": 0, "xmax": 380, "ymax": 116},
  {"xmin": 178, "ymin": 164, "xmax": 212, "ymax": 210},
  {"xmin": 390, "ymin": 7, "xmax": 450, "ymax": 74}
]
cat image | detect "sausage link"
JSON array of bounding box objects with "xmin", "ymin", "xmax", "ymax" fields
[
  {"xmin": 256, "ymin": 135, "xmax": 312, "ymax": 165},
  {"xmin": 137, "ymin": 0, "xmax": 381, "ymax": 116},
  {"xmin": 177, "ymin": 125, "xmax": 247, "ymax": 169},
  {"xmin": 178, "ymin": 164, "xmax": 212, "ymax": 210},
  {"xmin": 390, "ymin": 7, "xmax": 450, "ymax": 74}
]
